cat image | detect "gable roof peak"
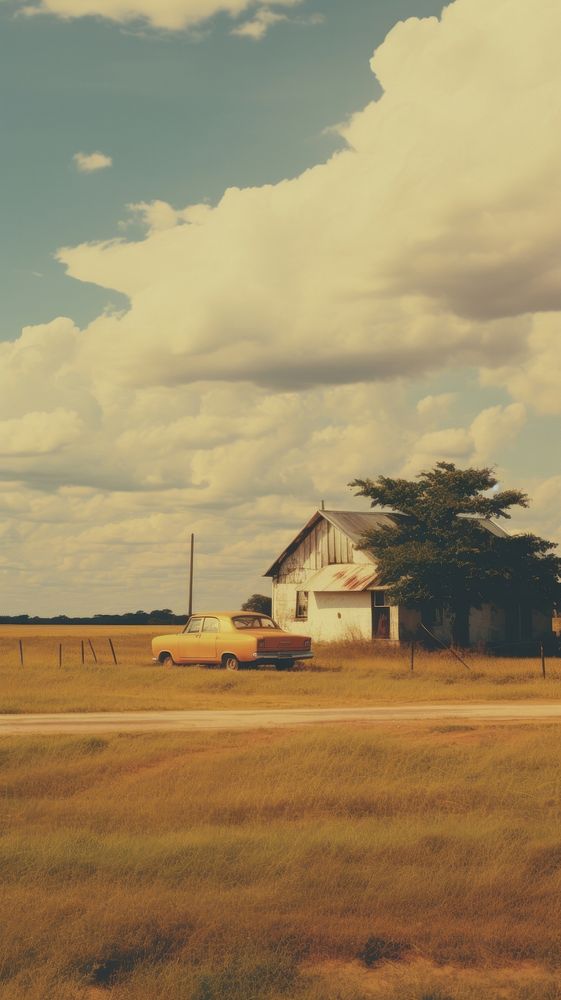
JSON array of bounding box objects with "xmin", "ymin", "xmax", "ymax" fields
[{"xmin": 263, "ymin": 507, "xmax": 401, "ymax": 578}]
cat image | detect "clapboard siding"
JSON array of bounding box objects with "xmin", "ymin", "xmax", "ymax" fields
[{"xmin": 277, "ymin": 519, "xmax": 355, "ymax": 582}]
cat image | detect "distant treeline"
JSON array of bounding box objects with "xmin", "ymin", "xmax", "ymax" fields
[{"xmin": 0, "ymin": 610, "xmax": 188, "ymax": 626}]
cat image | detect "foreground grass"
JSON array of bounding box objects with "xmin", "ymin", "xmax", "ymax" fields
[
  {"xmin": 2, "ymin": 723, "xmax": 561, "ymax": 998},
  {"xmin": 0, "ymin": 627, "xmax": 560, "ymax": 712}
]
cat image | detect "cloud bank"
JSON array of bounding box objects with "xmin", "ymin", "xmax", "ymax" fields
[
  {"xmin": 4, "ymin": 0, "xmax": 561, "ymax": 613},
  {"xmin": 20, "ymin": 0, "xmax": 303, "ymax": 33}
]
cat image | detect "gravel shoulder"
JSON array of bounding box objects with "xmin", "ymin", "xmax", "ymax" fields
[{"xmin": 2, "ymin": 702, "xmax": 561, "ymax": 734}]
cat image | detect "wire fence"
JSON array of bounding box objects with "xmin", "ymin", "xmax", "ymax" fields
[
  {"xmin": 408, "ymin": 623, "xmax": 560, "ymax": 677},
  {"xmin": 1, "ymin": 636, "xmax": 119, "ymax": 668},
  {"xmin": 1, "ymin": 629, "xmax": 560, "ymax": 676}
]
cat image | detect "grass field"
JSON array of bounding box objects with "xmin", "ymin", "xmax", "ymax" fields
[
  {"xmin": 0, "ymin": 626, "xmax": 560, "ymax": 713},
  {"xmin": 2, "ymin": 722, "xmax": 561, "ymax": 998}
]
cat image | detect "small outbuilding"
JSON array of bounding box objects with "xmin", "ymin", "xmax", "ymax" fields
[{"xmin": 264, "ymin": 508, "xmax": 553, "ymax": 647}]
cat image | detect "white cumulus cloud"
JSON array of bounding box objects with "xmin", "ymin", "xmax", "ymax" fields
[
  {"xmin": 0, "ymin": 408, "xmax": 83, "ymax": 457},
  {"xmin": 403, "ymin": 404, "xmax": 527, "ymax": 475},
  {"xmin": 73, "ymin": 151, "xmax": 113, "ymax": 173},
  {"xmin": 480, "ymin": 314, "xmax": 561, "ymax": 415},
  {"xmin": 20, "ymin": 0, "xmax": 303, "ymax": 32},
  {"xmin": 416, "ymin": 394, "xmax": 457, "ymax": 420},
  {"xmin": 231, "ymin": 8, "xmax": 287, "ymax": 38},
  {"xmin": 51, "ymin": 0, "xmax": 561, "ymax": 398}
]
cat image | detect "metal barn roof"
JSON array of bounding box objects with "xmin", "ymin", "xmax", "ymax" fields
[
  {"xmin": 264, "ymin": 508, "xmax": 509, "ymax": 578},
  {"xmin": 320, "ymin": 509, "xmax": 403, "ymax": 545},
  {"xmin": 264, "ymin": 509, "xmax": 400, "ymax": 577}
]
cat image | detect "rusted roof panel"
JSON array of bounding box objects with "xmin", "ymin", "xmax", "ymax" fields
[{"xmin": 305, "ymin": 563, "xmax": 381, "ymax": 592}]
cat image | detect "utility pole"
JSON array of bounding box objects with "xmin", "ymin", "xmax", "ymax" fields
[{"xmin": 188, "ymin": 533, "xmax": 195, "ymax": 617}]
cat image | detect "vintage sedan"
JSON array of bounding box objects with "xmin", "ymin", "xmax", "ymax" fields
[{"xmin": 152, "ymin": 611, "xmax": 313, "ymax": 670}]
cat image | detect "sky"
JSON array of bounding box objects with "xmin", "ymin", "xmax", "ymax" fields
[{"xmin": 1, "ymin": 0, "xmax": 560, "ymax": 616}]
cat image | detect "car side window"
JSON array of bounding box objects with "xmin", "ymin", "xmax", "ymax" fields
[
  {"xmin": 202, "ymin": 617, "xmax": 219, "ymax": 633},
  {"xmin": 186, "ymin": 618, "xmax": 202, "ymax": 633}
]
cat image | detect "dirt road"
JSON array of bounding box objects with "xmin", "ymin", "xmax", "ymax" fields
[{"xmin": 2, "ymin": 703, "xmax": 561, "ymax": 734}]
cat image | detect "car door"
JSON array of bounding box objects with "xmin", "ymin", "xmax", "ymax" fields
[
  {"xmin": 176, "ymin": 616, "xmax": 203, "ymax": 662},
  {"xmin": 198, "ymin": 616, "xmax": 220, "ymax": 662}
]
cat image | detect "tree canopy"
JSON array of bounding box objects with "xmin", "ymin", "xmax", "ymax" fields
[
  {"xmin": 350, "ymin": 462, "xmax": 560, "ymax": 646},
  {"xmin": 242, "ymin": 593, "xmax": 273, "ymax": 616}
]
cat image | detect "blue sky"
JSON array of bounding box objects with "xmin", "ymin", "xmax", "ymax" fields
[{"xmin": 1, "ymin": 0, "xmax": 560, "ymax": 615}]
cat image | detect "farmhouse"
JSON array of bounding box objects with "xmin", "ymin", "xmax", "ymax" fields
[{"xmin": 264, "ymin": 508, "xmax": 553, "ymax": 647}]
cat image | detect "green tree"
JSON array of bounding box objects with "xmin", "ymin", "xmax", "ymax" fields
[
  {"xmin": 350, "ymin": 462, "xmax": 561, "ymax": 647},
  {"xmin": 242, "ymin": 593, "xmax": 272, "ymax": 616}
]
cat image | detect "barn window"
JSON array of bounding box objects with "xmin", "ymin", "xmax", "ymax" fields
[
  {"xmin": 371, "ymin": 592, "xmax": 390, "ymax": 639},
  {"xmin": 295, "ymin": 591, "xmax": 309, "ymax": 619}
]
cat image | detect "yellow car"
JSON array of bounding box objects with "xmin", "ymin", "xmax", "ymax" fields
[{"xmin": 152, "ymin": 611, "xmax": 313, "ymax": 670}]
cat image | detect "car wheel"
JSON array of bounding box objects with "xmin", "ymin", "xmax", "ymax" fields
[
  {"xmin": 276, "ymin": 659, "xmax": 294, "ymax": 671},
  {"xmin": 161, "ymin": 653, "xmax": 175, "ymax": 668},
  {"xmin": 223, "ymin": 655, "xmax": 240, "ymax": 671}
]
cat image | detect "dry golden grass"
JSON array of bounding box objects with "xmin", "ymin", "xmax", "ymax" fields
[
  {"xmin": 2, "ymin": 723, "xmax": 561, "ymax": 998},
  {"xmin": 0, "ymin": 627, "xmax": 560, "ymax": 713},
  {"xmin": 0, "ymin": 625, "xmax": 161, "ymax": 637}
]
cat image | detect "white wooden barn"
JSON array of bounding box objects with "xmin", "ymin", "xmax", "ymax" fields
[{"xmin": 264, "ymin": 508, "xmax": 553, "ymax": 646}]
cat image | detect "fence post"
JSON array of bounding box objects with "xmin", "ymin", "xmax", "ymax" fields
[
  {"xmin": 88, "ymin": 639, "xmax": 98, "ymax": 664},
  {"xmin": 541, "ymin": 643, "xmax": 546, "ymax": 679},
  {"xmin": 18, "ymin": 639, "xmax": 24, "ymax": 668},
  {"xmin": 108, "ymin": 638, "xmax": 118, "ymax": 665},
  {"xmin": 59, "ymin": 643, "xmax": 63, "ymax": 667},
  {"xmin": 410, "ymin": 640, "xmax": 415, "ymax": 673},
  {"xmin": 81, "ymin": 640, "xmax": 85, "ymax": 665}
]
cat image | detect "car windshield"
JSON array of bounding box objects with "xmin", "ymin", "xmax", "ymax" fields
[
  {"xmin": 183, "ymin": 617, "xmax": 202, "ymax": 633},
  {"xmin": 232, "ymin": 615, "xmax": 278, "ymax": 630}
]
